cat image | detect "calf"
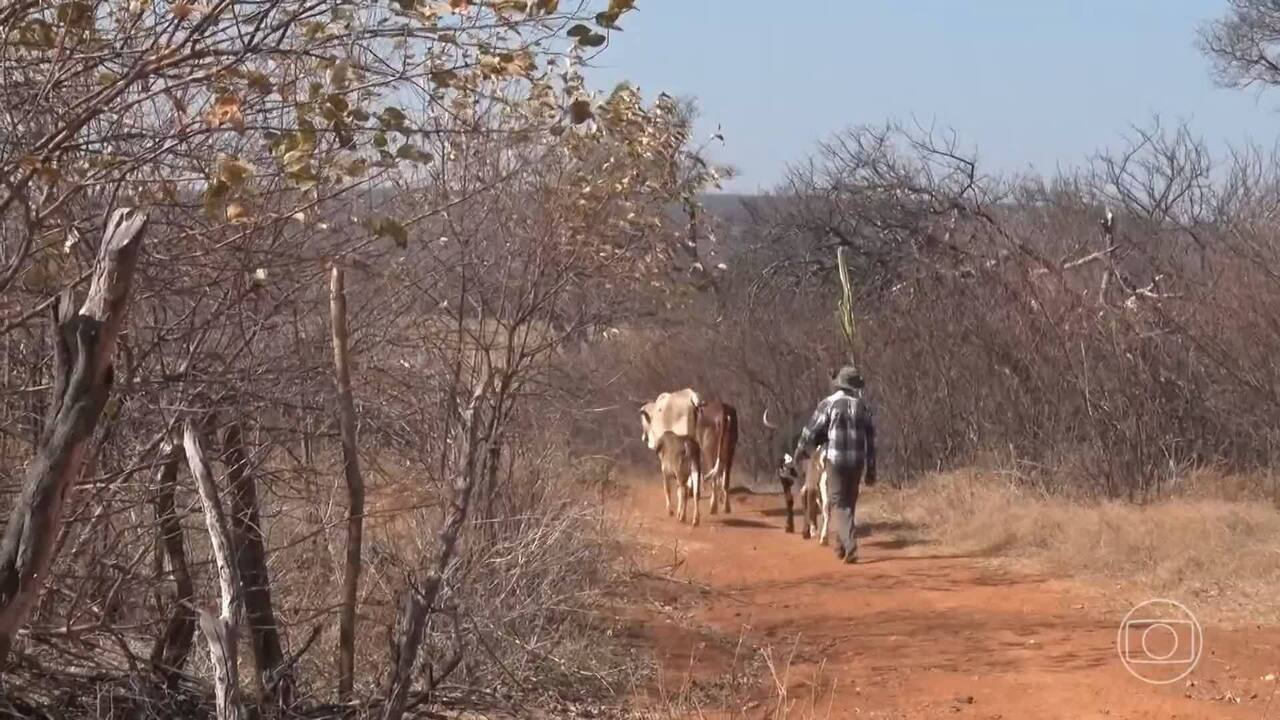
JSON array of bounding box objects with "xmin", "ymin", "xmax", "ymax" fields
[
  {"xmin": 805, "ymin": 453, "xmax": 833, "ymax": 545},
  {"xmin": 654, "ymin": 431, "xmax": 704, "ymax": 526},
  {"xmin": 781, "ymin": 446, "xmax": 832, "ymax": 542},
  {"xmin": 764, "ymin": 409, "xmax": 807, "ymax": 534},
  {"xmin": 765, "ymin": 409, "xmax": 835, "ymax": 540}
]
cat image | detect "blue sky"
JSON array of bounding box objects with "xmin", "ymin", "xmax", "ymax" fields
[{"xmin": 587, "ymin": 1, "xmax": 1280, "ymax": 193}]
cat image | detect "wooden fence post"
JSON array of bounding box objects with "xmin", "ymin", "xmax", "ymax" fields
[{"xmin": 330, "ymin": 266, "xmax": 365, "ymax": 700}]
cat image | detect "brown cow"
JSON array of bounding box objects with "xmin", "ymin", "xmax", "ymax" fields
[
  {"xmin": 696, "ymin": 399, "xmax": 738, "ymax": 515},
  {"xmin": 640, "ymin": 390, "xmax": 738, "ymax": 515}
]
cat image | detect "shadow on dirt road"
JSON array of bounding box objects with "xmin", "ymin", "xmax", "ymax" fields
[{"xmin": 620, "ymin": 483, "xmax": 1280, "ymax": 719}]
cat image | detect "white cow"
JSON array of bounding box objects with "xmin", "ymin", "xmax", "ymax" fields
[
  {"xmin": 639, "ymin": 388, "xmax": 702, "ymax": 450},
  {"xmin": 640, "ymin": 388, "xmax": 707, "ymax": 522}
]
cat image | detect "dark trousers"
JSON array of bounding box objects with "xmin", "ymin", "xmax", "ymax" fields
[{"xmin": 827, "ymin": 462, "xmax": 863, "ymax": 561}]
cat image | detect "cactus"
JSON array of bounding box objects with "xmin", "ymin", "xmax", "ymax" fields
[
  {"xmin": 836, "ymin": 246, "xmax": 858, "ymax": 364},
  {"xmin": 835, "ymin": 247, "xmax": 863, "ymax": 370}
]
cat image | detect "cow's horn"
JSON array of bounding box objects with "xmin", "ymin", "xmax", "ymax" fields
[{"xmin": 762, "ymin": 408, "xmax": 777, "ymax": 429}]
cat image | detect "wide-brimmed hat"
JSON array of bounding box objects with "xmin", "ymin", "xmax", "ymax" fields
[{"xmin": 831, "ymin": 365, "xmax": 865, "ymax": 392}]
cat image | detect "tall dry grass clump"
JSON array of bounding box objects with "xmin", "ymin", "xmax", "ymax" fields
[{"xmin": 869, "ymin": 470, "xmax": 1280, "ymax": 622}]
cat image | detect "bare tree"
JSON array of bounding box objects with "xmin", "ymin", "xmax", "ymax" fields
[
  {"xmin": 222, "ymin": 420, "xmax": 290, "ymax": 706},
  {"xmin": 0, "ymin": 1, "xmax": 738, "ymax": 714},
  {"xmin": 148, "ymin": 440, "xmax": 195, "ymax": 690},
  {"xmin": 1201, "ymin": 0, "xmax": 1280, "ymax": 89},
  {"xmin": 0, "ymin": 208, "xmax": 147, "ymax": 667},
  {"xmin": 185, "ymin": 421, "xmax": 245, "ymax": 720}
]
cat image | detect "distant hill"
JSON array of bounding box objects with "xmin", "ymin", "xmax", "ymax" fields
[
  {"xmin": 697, "ymin": 193, "xmax": 775, "ymax": 263},
  {"xmin": 699, "ymin": 193, "xmax": 759, "ymax": 223}
]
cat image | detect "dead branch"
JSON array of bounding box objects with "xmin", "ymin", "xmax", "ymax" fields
[
  {"xmin": 223, "ymin": 420, "xmax": 290, "ymax": 707},
  {"xmin": 381, "ymin": 372, "xmax": 491, "ymax": 720},
  {"xmin": 0, "ymin": 208, "xmax": 148, "ymax": 668},
  {"xmin": 184, "ymin": 420, "xmax": 245, "ymax": 720},
  {"xmin": 148, "ymin": 439, "xmax": 195, "ymax": 690}
]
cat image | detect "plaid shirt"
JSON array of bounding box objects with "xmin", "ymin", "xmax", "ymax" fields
[{"xmin": 793, "ymin": 389, "xmax": 876, "ymax": 480}]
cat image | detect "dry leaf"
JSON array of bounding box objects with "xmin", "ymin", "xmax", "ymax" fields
[
  {"xmin": 569, "ymin": 99, "xmax": 592, "ymax": 124},
  {"xmin": 226, "ymin": 201, "xmax": 250, "ymax": 222},
  {"xmin": 170, "ymin": 1, "xmax": 206, "ymax": 20},
  {"xmin": 206, "ymin": 93, "xmax": 245, "ymax": 131}
]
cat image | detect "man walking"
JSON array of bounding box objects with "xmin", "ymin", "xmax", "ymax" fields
[{"xmin": 789, "ymin": 366, "xmax": 877, "ymax": 563}]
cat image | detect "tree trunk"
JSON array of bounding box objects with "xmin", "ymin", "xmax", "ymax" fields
[
  {"xmin": 381, "ymin": 373, "xmax": 490, "ymax": 720},
  {"xmin": 222, "ymin": 420, "xmax": 290, "ymax": 707},
  {"xmin": 381, "ymin": 591, "xmax": 429, "ymax": 720},
  {"xmin": 330, "ymin": 267, "xmax": 365, "ymax": 700},
  {"xmin": 184, "ymin": 421, "xmax": 245, "ymax": 720},
  {"xmin": 148, "ymin": 440, "xmax": 196, "ymax": 690},
  {"xmin": 0, "ymin": 208, "xmax": 148, "ymax": 668}
]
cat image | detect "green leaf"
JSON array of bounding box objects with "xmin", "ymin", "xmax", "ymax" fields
[
  {"xmin": 281, "ymin": 147, "xmax": 312, "ymax": 174},
  {"xmin": 595, "ymin": 10, "xmax": 621, "ymax": 29},
  {"xmin": 493, "ymin": 0, "xmax": 526, "ymax": 13},
  {"xmin": 372, "ymin": 217, "xmax": 408, "ymax": 248},
  {"xmin": 216, "ymin": 155, "xmax": 254, "ymax": 187},
  {"xmin": 285, "ymin": 167, "xmax": 319, "ymax": 189},
  {"xmin": 245, "ymin": 70, "xmax": 274, "ymax": 95},
  {"xmin": 56, "ymin": 1, "xmax": 93, "ymax": 30},
  {"xmin": 326, "ymin": 94, "xmax": 350, "ymax": 114},
  {"xmin": 343, "ymin": 157, "xmax": 369, "ymax": 177},
  {"xmin": 379, "ymin": 106, "xmax": 408, "ymax": 132},
  {"xmin": 395, "ymin": 143, "xmax": 434, "ymax": 164},
  {"xmin": 327, "ymin": 60, "xmax": 349, "ymax": 90}
]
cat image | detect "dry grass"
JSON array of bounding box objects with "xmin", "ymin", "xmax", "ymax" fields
[{"xmin": 866, "ymin": 470, "xmax": 1280, "ymax": 624}]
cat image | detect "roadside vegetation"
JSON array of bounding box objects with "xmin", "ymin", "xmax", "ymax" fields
[{"xmin": 4, "ymin": 0, "xmax": 1280, "ymax": 718}]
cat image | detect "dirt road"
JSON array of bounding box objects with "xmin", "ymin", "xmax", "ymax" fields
[{"xmin": 621, "ymin": 484, "xmax": 1280, "ymax": 719}]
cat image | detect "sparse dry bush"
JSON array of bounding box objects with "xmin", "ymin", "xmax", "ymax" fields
[
  {"xmin": 575, "ymin": 119, "xmax": 1280, "ymax": 503},
  {"xmin": 869, "ymin": 469, "xmax": 1280, "ymax": 623},
  {"xmin": 0, "ymin": 0, "xmax": 735, "ymax": 716}
]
